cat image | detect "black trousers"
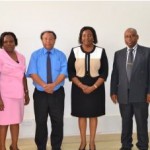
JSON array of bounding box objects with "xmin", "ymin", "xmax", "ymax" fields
[
  {"xmin": 119, "ymin": 102, "xmax": 149, "ymax": 150},
  {"xmin": 33, "ymin": 87, "xmax": 65, "ymax": 150}
]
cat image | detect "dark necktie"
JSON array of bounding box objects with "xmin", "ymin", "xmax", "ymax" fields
[
  {"xmin": 126, "ymin": 49, "xmax": 134, "ymax": 82},
  {"xmin": 47, "ymin": 52, "xmax": 52, "ymax": 83}
]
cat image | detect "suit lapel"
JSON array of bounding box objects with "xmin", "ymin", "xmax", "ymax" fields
[{"xmin": 120, "ymin": 48, "xmax": 128, "ymax": 77}]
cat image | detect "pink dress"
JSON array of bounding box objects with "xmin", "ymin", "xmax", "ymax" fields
[{"xmin": 0, "ymin": 49, "xmax": 26, "ymax": 125}]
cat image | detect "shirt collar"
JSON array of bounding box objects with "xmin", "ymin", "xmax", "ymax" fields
[
  {"xmin": 127, "ymin": 44, "xmax": 138, "ymax": 52},
  {"xmin": 43, "ymin": 47, "xmax": 55, "ymax": 54}
]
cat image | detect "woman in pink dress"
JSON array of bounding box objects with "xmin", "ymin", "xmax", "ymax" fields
[{"xmin": 0, "ymin": 32, "xmax": 30, "ymax": 150}]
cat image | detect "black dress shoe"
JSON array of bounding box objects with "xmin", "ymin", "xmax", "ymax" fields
[
  {"xmin": 136, "ymin": 143, "xmax": 148, "ymax": 150},
  {"xmin": 120, "ymin": 148, "xmax": 131, "ymax": 150}
]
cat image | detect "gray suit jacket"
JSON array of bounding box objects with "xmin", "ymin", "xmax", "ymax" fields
[{"xmin": 111, "ymin": 45, "xmax": 150, "ymax": 104}]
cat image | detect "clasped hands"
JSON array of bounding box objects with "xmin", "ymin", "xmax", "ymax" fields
[
  {"xmin": 79, "ymin": 83, "xmax": 95, "ymax": 94},
  {"xmin": 43, "ymin": 83, "xmax": 56, "ymax": 94}
]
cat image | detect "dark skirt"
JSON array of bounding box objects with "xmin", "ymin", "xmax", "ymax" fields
[{"xmin": 71, "ymin": 76, "xmax": 105, "ymax": 117}]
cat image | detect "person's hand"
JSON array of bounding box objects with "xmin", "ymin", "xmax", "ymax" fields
[
  {"xmin": 44, "ymin": 83, "xmax": 55, "ymax": 94},
  {"xmin": 80, "ymin": 84, "xmax": 88, "ymax": 92},
  {"xmin": 83, "ymin": 86, "xmax": 95, "ymax": 94},
  {"xmin": 111, "ymin": 94, "xmax": 118, "ymax": 104},
  {"xmin": 24, "ymin": 93, "xmax": 30, "ymax": 105},
  {"xmin": 0, "ymin": 98, "xmax": 4, "ymax": 111},
  {"xmin": 146, "ymin": 94, "xmax": 150, "ymax": 103}
]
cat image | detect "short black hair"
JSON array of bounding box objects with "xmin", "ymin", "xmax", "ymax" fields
[
  {"xmin": 0, "ymin": 32, "xmax": 18, "ymax": 48},
  {"xmin": 78, "ymin": 26, "xmax": 98, "ymax": 44},
  {"xmin": 40, "ymin": 30, "xmax": 57, "ymax": 40}
]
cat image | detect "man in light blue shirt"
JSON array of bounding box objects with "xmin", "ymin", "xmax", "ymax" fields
[{"xmin": 27, "ymin": 31, "xmax": 67, "ymax": 150}]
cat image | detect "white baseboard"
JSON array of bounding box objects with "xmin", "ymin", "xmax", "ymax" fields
[{"xmin": 6, "ymin": 115, "xmax": 150, "ymax": 138}]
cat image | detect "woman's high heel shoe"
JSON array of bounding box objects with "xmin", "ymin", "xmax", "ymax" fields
[
  {"xmin": 79, "ymin": 144, "xmax": 86, "ymax": 150},
  {"xmin": 10, "ymin": 145, "xmax": 19, "ymax": 150},
  {"xmin": 9, "ymin": 145, "xmax": 13, "ymax": 150},
  {"xmin": 89, "ymin": 144, "xmax": 96, "ymax": 150}
]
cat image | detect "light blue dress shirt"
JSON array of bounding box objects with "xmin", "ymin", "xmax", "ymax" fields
[{"xmin": 26, "ymin": 47, "xmax": 68, "ymax": 91}]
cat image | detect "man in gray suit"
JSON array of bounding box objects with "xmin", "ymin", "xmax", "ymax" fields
[{"xmin": 111, "ymin": 28, "xmax": 150, "ymax": 150}]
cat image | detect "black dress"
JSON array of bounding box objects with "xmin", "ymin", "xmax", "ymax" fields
[{"xmin": 68, "ymin": 45, "xmax": 108, "ymax": 117}]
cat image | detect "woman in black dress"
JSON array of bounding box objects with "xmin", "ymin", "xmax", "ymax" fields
[{"xmin": 68, "ymin": 26, "xmax": 108, "ymax": 150}]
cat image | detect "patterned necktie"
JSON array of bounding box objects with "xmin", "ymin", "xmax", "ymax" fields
[
  {"xmin": 126, "ymin": 49, "xmax": 134, "ymax": 82},
  {"xmin": 47, "ymin": 52, "xmax": 52, "ymax": 83}
]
